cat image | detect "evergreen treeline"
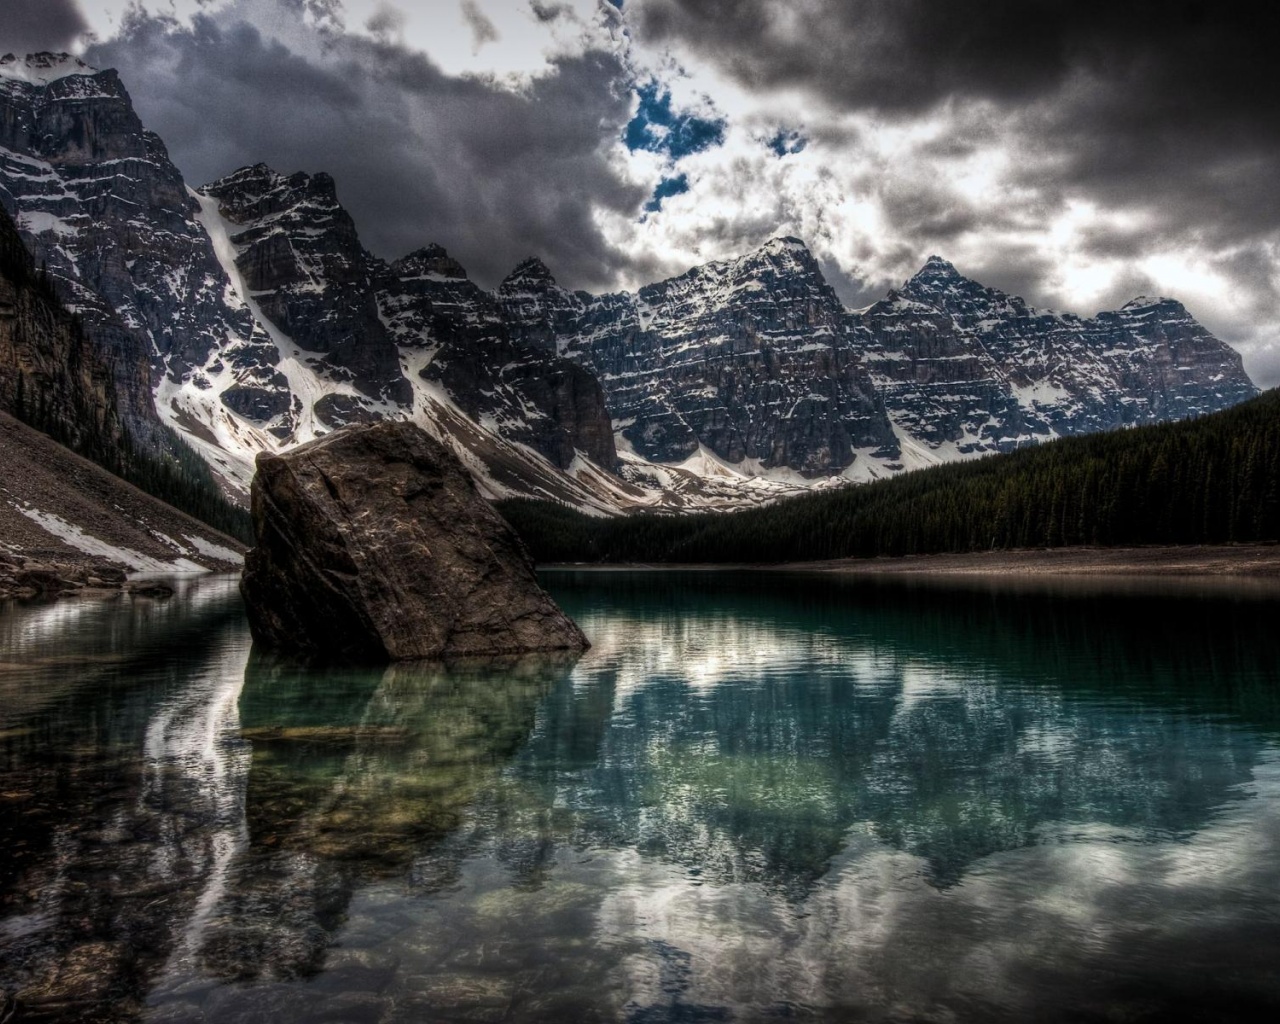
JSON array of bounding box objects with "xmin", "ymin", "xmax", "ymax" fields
[
  {"xmin": 498, "ymin": 389, "xmax": 1280, "ymax": 564},
  {"xmin": 116, "ymin": 427, "xmax": 254, "ymax": 543},
  {"xmin": 11, "ymin": 361, "xmax": 253, "ymax": 544},
  {"xmin": 2, "ymin": 212, "xmax": 253, "ymax": 543}
]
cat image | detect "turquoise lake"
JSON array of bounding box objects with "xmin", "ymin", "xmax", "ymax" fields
[{"xmin": 3, "ymin": 570, "xmax": 1280, "ymax": 1022}]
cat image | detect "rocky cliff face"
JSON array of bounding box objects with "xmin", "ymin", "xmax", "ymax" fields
[
  {"xmin": 380, "ymin": 245, "xmax": 617, "ymax": 471},
  {"xmin": 502, "ymin": 242, "xmax": 1257, "ymax": 479},
  {"xmin": 501, "ymin": 239, "xmax": 896, "ymax": 473},
  {"xmin": 241, "ymin": 421, "xmax": 590, "ymax": 661},
  {"xmin": 0, "ymin": 52, "xmax": 282, "ymax": 444},
  {"xmin": 0, "ymin": 202, "xmax": 119, "ymax": 457},
  {"xmin": 199, "ymin": 164, "xmax": 409, "ymax": 414},
  {"xmin": 853, "ymin": 256, "xmax": 1260, "ymax": 456}
]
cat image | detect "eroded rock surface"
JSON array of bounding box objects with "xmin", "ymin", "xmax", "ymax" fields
[{"xmin": 240, "ymin": 421, "xmax": 589, "ymax": 661}]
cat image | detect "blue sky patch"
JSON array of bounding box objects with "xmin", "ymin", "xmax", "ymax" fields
[
  {"xmin": 625, "ymin": 81, "xmax": 726, "ymax": 159},
  {"xmin": 769, "ymin": 130, "xmax": 808, "ymax": 157},
  {"xmin": 644, "ymin": 173, "xmax": 690, "ymax": 213}
]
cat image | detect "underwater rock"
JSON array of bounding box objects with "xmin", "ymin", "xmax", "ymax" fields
[{"xmin": 240, "ymin": 420, "xmax": 589, "ymax": 661}]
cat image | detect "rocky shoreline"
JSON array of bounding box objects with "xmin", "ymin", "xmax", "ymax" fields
[{"xmin": 0, "ymin": 550, "xmax": 181, "ymax": 600}]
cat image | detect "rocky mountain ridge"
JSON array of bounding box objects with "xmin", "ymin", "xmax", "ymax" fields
[
  {"xmin": 0, "ymin": 51, "xmax": 279, "ymax": 445},
  {"xmin": 501, "ymin": 245, "xmax": 1257, "ymax": 481},
  {"xmin": 500, "ymin": 238, "xmax": 896, "ymax": 476},
  {"xmin": 0, "ymin": 52, "xmax": 1260, "ymax": 514}
]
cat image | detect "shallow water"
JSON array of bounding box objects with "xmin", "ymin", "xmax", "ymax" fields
[{"xmin": 3, "ymin": 570, "xmax": 1280, "ymax": 1022}]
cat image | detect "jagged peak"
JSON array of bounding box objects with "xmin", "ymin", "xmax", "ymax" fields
[
  {"xmin": 500, "ymin": 256, "xmax": 558, "ymax": 292},
  {"xmin": 757, "ymin": 235, "xmax": 812, "ymax": 254},
  {"xmin": 909, "ymin": 254, "xmax": 962, "ymax": 282},
  {"xmin": 393, "ymin": 244, "xmax": 468, "ymax": 281},
  {"xmin": 0, "ymin": 52, "xmax": 98, "ymax": 85},
  {"xmin": 200, "ymin": 162, "xmax": 283, "ymax": 191},
  {"xmin": 741, "ymin": 235, "xmax": 819, "ymax": 268},
  {"xmin": 200, "ymin": 163, "xmax": 340, "ymax": 204},
  {"xmin": 1121, "ymin": 294, "xmax": 1180, "ymax": 311},
  {"xmin": 898, "ymin": 254, "xmax": 988, "ymax": 307}
]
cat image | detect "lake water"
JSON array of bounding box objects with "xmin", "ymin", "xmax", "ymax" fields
[{"xmin": 3, "ymin": 570, "xmax": 1280, "ymax": 1023}]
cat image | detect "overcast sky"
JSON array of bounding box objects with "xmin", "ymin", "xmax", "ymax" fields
[{"xmin": 10, "ymin": 0, "xmax": 1279, "ymax": 384}]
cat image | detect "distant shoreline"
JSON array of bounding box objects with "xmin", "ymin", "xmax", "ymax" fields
[
  {"xmin": 791, "ymin": 544, "xmax": 1280, "ymax": 578},
  {"xmin": 543, "ymin": 544, "xmax": 1280, "ymax": 579}
]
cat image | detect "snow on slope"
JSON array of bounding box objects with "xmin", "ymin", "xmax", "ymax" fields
[
  {"xmin": 0, "ymin": 52, "xmax": 99, "ymax": 86},
  {"xmin": 182, "ymin": 191, "xmax": 649, "ymax": 514},
  {"xmin": 0, "ymin": 411, "xmax": 245, "ymax": 575},
  {"xmin": 14, "ymin": 506, "xmax": 207, "ymax": 573}
]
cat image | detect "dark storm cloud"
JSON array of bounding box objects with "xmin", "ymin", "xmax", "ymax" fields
[
  {"xmin": 876, "ymin": 184, "xmax": 979, "ymax": 247},
  {"xmin": 86, "ymin": 10, "xmax": 647, "ymax": 291},
  {"xmin": 632, "ymin": 1, "xmax": 1268, "ymax": 120},
  {"xmin": 3, "ymin": 0, "xmax": 89, "ymax": 52}
]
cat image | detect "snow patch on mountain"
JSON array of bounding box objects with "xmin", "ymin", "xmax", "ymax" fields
[
  {"xmin": 0, "ymin": 52, "xmax": 99, "ymax": 86},
  {"xmin": 14, "ymin": 505, "xmax": 208, "ymax": 573}
]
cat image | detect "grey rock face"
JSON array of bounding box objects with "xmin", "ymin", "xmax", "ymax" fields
[
  {"xmin": 198, "ymin": 164, "xmax": 410, "ymax": 409},
  {"xmin": 500, "ymin": 238, "xmax": 896, "ymax": 471},
  {"xmin": 195, "ymin": 164, "xmax": 618, "ymax": 471},
  {"xmin": 380, "ymin": 245, "xmax": 617, "ymax": 470},
  {"xmin": 0, "ymin": 53, "xmax": 283, "ymax": 439},
  {"xmin": 853, "ymin": 256, "xmax": 1259, "ymax": 454},
  {"xmin": 501, "ymin": 241, "xmax": 1257, "ymax": 475},
  {"xmin": 240, "ymin": 420, "xmax": 590, "ymax": 662},
  {"xmin": 0, "ymin": 202, "xmax": 120, "ymax": 457}
]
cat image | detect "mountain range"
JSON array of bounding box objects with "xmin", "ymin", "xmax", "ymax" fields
[{"xmin": 0, "ymin": 52, "xmax": 1259, "ymax": 517}]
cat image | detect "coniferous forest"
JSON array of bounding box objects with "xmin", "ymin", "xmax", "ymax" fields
[{"xmin": 498, "ymin": 388, "xmax": 1280, "ymax": 564}]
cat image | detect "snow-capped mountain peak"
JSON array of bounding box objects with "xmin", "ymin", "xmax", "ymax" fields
[
  {"xmin": 0, "ymin": 52, "xmax": 98, "ymax": 85},
  {"xmin": 900, "ymin": 253, "xmax": 974, "ymax": 297},
  {"xmin": 392, "ymin": 244, "xmax": 468, "ymax": 281},
  {"xmin": 756, "ymin": 235, "xmax": 815, "ymax": 258},
  {"xmin": 500, "ymin": 256, "xmax": 559, "ymax": 294},
  {"xmin": 1121, "ymin": 295, "xmax": 1178, "ymax": 311}
]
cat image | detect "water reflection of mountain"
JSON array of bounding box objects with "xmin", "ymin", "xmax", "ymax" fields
[
  {"xmin": 4, "ymin": 571, "xmax": 1280, "ymax": 1022},
  {"xmin": 0, "ymin": 584, "xmax": 573, "ymax": 1016},
  {"xmin": 0, "ymin": 578, "xmax": 250, "ymax": 1023},
  {"xmin": 516, "ymin": 571, "xmax": 1277, "ymax": 890}
]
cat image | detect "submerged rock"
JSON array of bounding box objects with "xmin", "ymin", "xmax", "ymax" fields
[{"xmin": 240, "ymin": 421, "xmax": 589, "ymax": 661}]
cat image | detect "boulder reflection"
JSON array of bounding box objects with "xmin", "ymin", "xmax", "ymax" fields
[
  {"xmin": 239, "ymin": 650, "xmax": 574, "ymax": 866},
  {"xmin": 191, "ymin": 651, "xmax": 574, "ymax": 982}
]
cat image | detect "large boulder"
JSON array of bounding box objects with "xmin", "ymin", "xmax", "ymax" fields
[{"xmin": 240, "ymin": 421, "xmax": 589, "ymax": 661}]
